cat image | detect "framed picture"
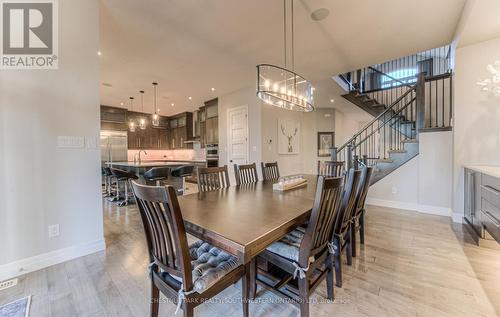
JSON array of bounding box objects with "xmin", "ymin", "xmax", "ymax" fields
[
  {"xmin": 317, "ymin": 132, "xmax": 334, "ymax": 157},
  {"xmin": 278, "ymin": 118, "xmax": 300, "ymax": 154}
]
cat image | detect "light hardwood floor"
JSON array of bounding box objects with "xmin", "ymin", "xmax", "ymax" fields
[{"xmin": 1, "ymin": 201, "xmax": 499, "ymax": 316}]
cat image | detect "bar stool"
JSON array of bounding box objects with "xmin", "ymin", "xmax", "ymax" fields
[
  {"xmin": 102, "ymin": 167, "xmax": 114, "ymax": 197},
  {"xmin": 143, "ymin": 167, "xmax": 170, "ymax": 186},
  {"xmin": 110, "ymin": 168, "xmax": 139, "ymax": 206},
  {"xmin": 171, "ymin": 165, "xmax": 194, "ymax": 195}
]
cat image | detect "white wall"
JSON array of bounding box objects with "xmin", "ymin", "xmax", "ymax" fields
[
  {"xmin": 0, "ymin": 0, "xmax": 103, "ymax": 279},
  {"xmin": 334, "ymin": 109, "xmax": 366, "ymax": 146},
  {"xmin": 217, "ymin": 86, "xmax": 343, "ymax": 178},
  {"xmin": 367, "ymin": 131, "xmax": 453, "ymax": 216},
  {"xmin": 452, "ymin": 36, "xmax": 500, "ymax": 222},
  {"xmin": 261, "ymin": 107, "xmax": 335, "ymax": 176},
  {"xmin": 218, "ymin": 86, "xmax": 262, "ymax": 182}
]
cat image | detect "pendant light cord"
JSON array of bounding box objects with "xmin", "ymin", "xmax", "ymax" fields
[
  {"xmin": 153, "ymin": 83, "xmax": 158, "ymax": 114},
  {"xmin": 291, "ymin": 0, "xmax": 294, "ymax": 71},
  {"xmin": 283, "ymin": 0, "xmax": 295, "ymax": 70},
  {"xmin": 140, "ymin": 91, "xmax": 144, "ymax": 112},
  {"xmin": 283, "ymin": 0, "xmax": 287, "ymax": 68}
]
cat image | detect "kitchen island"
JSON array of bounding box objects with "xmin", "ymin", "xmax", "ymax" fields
[
  {"xmin": 464, "ymin": 165, "xmax": 500, "ymax": 246},
  {"xmin": 105, "ymin": 160, "xmax": 206, "ymax": 193}
]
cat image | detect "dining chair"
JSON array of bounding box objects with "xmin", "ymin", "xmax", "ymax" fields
[
  {"xmin": 331, "ymin": 168, "xmax": 362, "ymax": 288},
  {"xmin": 254, "ymin": 176, "xmax": 344, "ymax": 317},
  {"xmin": 197, "ymin": 165, "xmax": 230, "ymax": 192},
  {"xmin": 130, "ymin": 180, "xmax": 248, "ymax": 317},
  {"xmin": 317, "ymin": 160, "xmax": 345, "ymax": 177},
  {"xmin": 351, "ymin": 166, "xmax": 374, "ymax": 257},
  {"xmin": 261, "ymin": 161, "xmax": 280, "ymax": 180},
  {"xmin": 234, "ymin": 163, "xmax": 259, "ymax": 185}
]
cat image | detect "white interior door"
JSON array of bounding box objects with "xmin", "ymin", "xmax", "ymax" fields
[{"xmin": 227, "ymin": 106, "xmax": 249, "ymax": 172}]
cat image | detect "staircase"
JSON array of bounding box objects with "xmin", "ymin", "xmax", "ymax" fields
[{"xmin": 333, "ymin": 46, "xmax": 453, "ymax": 184}]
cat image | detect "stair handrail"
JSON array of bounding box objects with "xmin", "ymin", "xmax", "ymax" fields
[
  {"xmin": 352, "ymin": 96, "xmax": 416, "ymax": 147},
  {"xmin": 336, "ymin": 85, "xmax": 416, "ymax": 154}
]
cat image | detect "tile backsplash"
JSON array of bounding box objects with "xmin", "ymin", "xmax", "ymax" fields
[{"xmin": 127, "ymin": 147, "xmax": 206, "ymax": 162}]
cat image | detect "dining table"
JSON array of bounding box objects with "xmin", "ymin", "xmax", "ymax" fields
[{"xmin": 177, "ymin": 174, "xmax": 318, "ymax": 265}]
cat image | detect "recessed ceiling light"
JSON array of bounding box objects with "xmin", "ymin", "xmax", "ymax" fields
[
  {"xmin": 311, "ymin": 8, "xmax": 330, "ymax": 21},
  {"xmin": 211, "ymin": 88, "xmax": 215, "ymax": 92},
  {"xmin": 330, "ymin": 99, "xmax": 335, "ymax": 103},
  {"xmin": 188, "ymin": 96, "xmax": 192, "ymax": 100},
  {"xmin": 120, "ymin": 102, "xmax": 124, "ymax": 106},
  {"xmin": 171, "ymin": 103, "xmax": 174, "ymax": 107},
  {"xmin": 97, "ymin": 51, "xmax": 102, "ymax": 56}
]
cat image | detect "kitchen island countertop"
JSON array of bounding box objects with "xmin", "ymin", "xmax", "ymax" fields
[{"xmin": 464, "ymin": 165, "xmax": 500, "ymax": 178}]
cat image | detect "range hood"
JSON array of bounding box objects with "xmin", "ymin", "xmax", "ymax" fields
[{"xmin": 184, "ymin": 110, "xmax": 200, "ymax": 143}]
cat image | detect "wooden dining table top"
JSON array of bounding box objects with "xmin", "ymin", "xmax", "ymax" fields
[{"xmin": 178, "ymin": 174, "xmax": 318, "ymax": 264}]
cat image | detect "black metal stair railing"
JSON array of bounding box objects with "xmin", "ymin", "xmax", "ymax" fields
[
  {"xmin": 335, "ymin": 85, "xmax": 417, "ymax": 169},
  {"xmin": 335, "ymin": 45, "xmax": 454, "ymax": 171}
]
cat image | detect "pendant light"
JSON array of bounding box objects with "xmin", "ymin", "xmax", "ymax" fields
[
  {"xmin": 128, "ymin": 97, "xmax": 136, "ymax": 132},
  {"xmin": 151, "ymin": 82, "xmax": 160, "ymax": 126},
  {"xmin": 256, "ymin": 0, "xmax": 314, "ymax": 112},
  {"xmin": 139, "ymin": 90, "xmax": 147, "ymax": 130}
]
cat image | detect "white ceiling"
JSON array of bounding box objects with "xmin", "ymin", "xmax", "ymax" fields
[
  {"xmin": 455, "ymin": 0, "xmax": 500, "ymax": 48},
  {"xmin": 100, "ymin": 0, "xmax": 466, "ymax": 116}
]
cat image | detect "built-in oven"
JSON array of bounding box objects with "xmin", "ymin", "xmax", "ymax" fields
[
  {"xmin": 207, "ymin": 158, "xmax": 219, "ymax": 167},
  {"xmin": 206, "ymin": 144, "xmax": 218, "ymax": 167}
]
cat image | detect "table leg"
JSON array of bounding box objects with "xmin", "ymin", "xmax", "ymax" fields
[{"xmin": 249, "ymin": 258, "xmax": 257, "ymax": 300}]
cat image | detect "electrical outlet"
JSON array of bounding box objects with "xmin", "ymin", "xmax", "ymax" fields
[
  {"xmin": 48, "ymin": 224, "xmax": 60, "ymax": 238},
  {"xmin": 391, "ymin": 187, "xmax": 398, "ymax": 194},
  {"xmin": 0, "ymin": 278, "xmax": 18, "ymax": 291}
]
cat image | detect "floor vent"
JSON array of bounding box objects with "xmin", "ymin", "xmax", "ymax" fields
[{"xmin": 0, "ymin": 278, "xmax": 18, "ymax": 291}]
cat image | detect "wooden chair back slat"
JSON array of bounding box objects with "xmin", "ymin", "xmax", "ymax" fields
[
  {"xmin": 197, "ymin": 166, "xmax": 230, "ymax": 192},
  {"xmin": 261, "ymin": 161, "xmax": 280, "ymax": 181},
  {"xmin": 335, "ymin": 169, "xmax": 362, "ymax": 235},
  {"xmin": 298, "ymin": 176, "xmax": 344, "ymax": 266},
  {"xmin": 130, "ymin": 181, "xmax": 193, "ymax": 289},
  {"xmin": 318, "ymin": 161, "xmax": 345, "ymax": 177},
  {"xmin": 234, "ymin": 163, "xmax": 259, "ymax": 185},
  {"xmin": 355, "ymin": 167, "xmax": 374, "ymax": 216}
]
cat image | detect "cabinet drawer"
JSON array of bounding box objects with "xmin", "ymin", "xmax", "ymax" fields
[
  {"xmin": 482, "ymin": 174, "xmax": 500, "ymax": 192},
  {"xmin": 481, "ymin": 183, "xmax": 500, "ymax": 208},
  {"xmin": 482, "ymin": 200, "xmax": 500, "ymax": 243}
]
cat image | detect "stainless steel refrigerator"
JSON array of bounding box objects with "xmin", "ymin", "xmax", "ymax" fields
[{"xmin": 100, "ymin": 130, "xmax": 128, "ymax": 167}]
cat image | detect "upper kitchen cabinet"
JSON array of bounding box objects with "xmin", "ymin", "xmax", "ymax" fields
[
  {"xmin": 100, "ymin": 105, "xmax": 128, "ymax": 131},
  {"xmin": 123, "ymin": 110, "xmax": 168, "ymax": 150},
  {"xmin": 168, "ymin": 112, "xmax": 193, "ymax": 149},
  {"xmin": 203, "ymin": 98, "xmax": 218, "ymax": 145}
]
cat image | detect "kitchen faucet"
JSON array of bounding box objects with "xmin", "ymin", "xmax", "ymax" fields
[{"xmin": 134, "ymin": 150, "xmax": 147, "ymax": 164}]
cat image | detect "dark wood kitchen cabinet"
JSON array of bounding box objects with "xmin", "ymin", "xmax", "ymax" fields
[
  {"xmin": 168, "ymin": 112, "xmax": 193, "ymax": 149},
  {"xmin": 202, "ymin": 98, "xmax": 218, "ymax": 146}
]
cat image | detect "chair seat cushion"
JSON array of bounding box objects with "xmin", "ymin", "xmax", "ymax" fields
[
  {"xmin": 165, "ymin": 240, "xmax": 239, "ymax": 293},
  {"xmin": 265, "ymin": 227, "xmax": 306, "ymax": 262}
]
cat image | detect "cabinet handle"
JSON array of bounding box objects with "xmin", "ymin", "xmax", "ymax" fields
[
  {"xmin": 484, "ymin": 211, "xmax": 500, "ymax": 228},
  {"xmin": 481, "ymin": 185, "xmax": 500, "ymax": 196}
]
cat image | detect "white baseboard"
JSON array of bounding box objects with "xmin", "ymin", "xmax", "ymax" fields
[
  {"xmin": 452, "ymin": 213, "xmax": 464, "ymax": 224},
  {"xmin": 0, "ymin": 239, "xmax": 106, "ymax": 282},
  {"xmin": 366, "ymin": 198, "xmax": 451, "ymax": 217}
]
